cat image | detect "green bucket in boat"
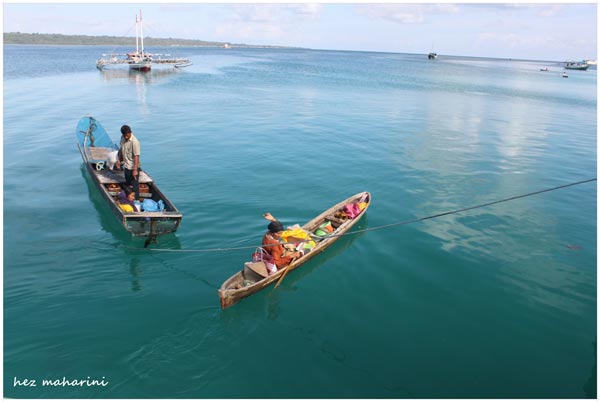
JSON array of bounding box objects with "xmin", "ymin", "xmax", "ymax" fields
[{"xmin": 315, "ymin": 229, "xmax": 328, "ymax": 236}]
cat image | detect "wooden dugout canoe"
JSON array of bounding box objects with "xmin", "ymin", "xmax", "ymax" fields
[
  {"xmin": 76, "ymin": 116, "xmax": 182, "ymax": 237},
  {"xmin": 218, "ymin": 191, "xmax": 371, "ymax": 309}
]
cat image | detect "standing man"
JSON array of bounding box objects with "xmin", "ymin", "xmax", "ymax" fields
[{"xmin": 116, "ymin": 124, "xmax": 141, "ymax": 200}]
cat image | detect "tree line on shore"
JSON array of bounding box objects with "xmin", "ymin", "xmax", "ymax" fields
[{"xmin": 4, "ymin": 32, "xmax": 288, "ymax": 48}]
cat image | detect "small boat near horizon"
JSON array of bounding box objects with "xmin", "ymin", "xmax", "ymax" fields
[
  {"xmin": 564, "ymin": 61, "xmax": 589, "ymax": 71},
  {"xmin": 427, "ymin": 42, "xmax": 437, "ymax": 59},
  {"xmin": 96, "ymin": 10, "xmax": 192, "ymax": 71},
  {"xmin": 76, "ymin": 116, "xmax": 182, "ymax": 238},
  {"xmin": 218, "ymin": 192, "xmax": 371, "ymax": 309}
]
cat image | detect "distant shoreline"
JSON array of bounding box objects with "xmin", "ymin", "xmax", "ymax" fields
[
  {"xmin": 3, "ymin": 32, "xmax": 294, "ymax": 49},
  {"xmin": 3, "ymin": 32, "xmax": 578, "ymax": 63}
]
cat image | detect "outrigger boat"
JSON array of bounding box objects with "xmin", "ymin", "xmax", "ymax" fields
[
  {"xmin": 76, "ymin": 116, "xmax": 182, "ymax": 238},
  {"xmin": 96, "ymin": 10, "xmax": 192, "ymax": 71},
  {"xmin": 218, "ymin": 192, "xmax": 371, "ymax": 309}
]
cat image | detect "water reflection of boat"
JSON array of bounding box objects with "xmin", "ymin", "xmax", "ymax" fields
[
  {"xmin": 82, "ymin": 165, "xmax": 183, "ymax": 290},
  {"xmin": 98, "ymin": 67, "xmax": 183, "ymax": 83},
  {"xmin": 96, "ymin": 10, "xmax": 191, "ymax": 71},
  {"xmin": 98, "ymin": 68, "xmax": 182, "ymax": 113}
]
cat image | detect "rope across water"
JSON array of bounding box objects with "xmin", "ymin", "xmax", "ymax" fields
[{"xmin": 142, "ymin": 178, "xmax": 596, "ymax": 253}]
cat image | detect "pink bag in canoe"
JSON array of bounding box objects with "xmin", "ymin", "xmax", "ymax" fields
[{"xmin": 343, "ymin": 203, "xmax": 362, "ymax": 219}]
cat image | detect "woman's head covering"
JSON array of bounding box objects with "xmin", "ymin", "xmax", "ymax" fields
[
  {"xmin": 117, "ymin": 189, "xmax": 136, "ymax": 209},
  {"xmin": 117, "ymin": 190, "xmax": 129, "ymax": 204},
  {"xmin": 268, "ymin": 220, "xmax": 284, "ymax": 233}
]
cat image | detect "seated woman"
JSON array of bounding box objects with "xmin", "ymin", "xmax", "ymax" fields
[
  {"xmin": 117, "ymin": 186, "xmax": 138, "ymax": 212},
  {"xmin": 262, "ymin": 212, "xmax": 302, "ymax": 270}
]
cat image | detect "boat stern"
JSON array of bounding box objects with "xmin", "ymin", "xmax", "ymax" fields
[{"xmin": 123, "ymin": 214, "xmax": 182, "ymax": 236}]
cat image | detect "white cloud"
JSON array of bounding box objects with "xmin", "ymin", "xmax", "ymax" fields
[
  {"xmin": 356, "ymin": 3, "xmax": 459, "ymax": 24},
  {"xmin": 465, "ymin": 3, "xmax": 565, "ymax": 17},
  {"xmin": 215, "ymin": 21, "xmax": 284, "ymax": 44},
  {"xmin": 214, "ymin": 4, "xmax": 323, "ymax": 44},
  {"xmin": 229, "ymin": 3, "xmax": 322, "ymax": 23},
  {"xmin": 477, "ymin": 32, "xmax": 520, "ymax": 48},
  {"xmin": 287, "ymin": 3, "xmax": 323, "ymax": 19},
  {"xmin": 476, "ymin": 31, "xmax": 567, "ymax": 51},
  {"xmin": 230, "ymin": 4, "xmax": 278, "ymax": 23},
  {"xmin": 537, "ymin": 4, "xmax": 564, "ymax": 17}
]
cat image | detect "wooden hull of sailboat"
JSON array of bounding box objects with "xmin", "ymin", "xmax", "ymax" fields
[
  {"xmin": 218, "ymin": 191, "xmax": 371, "ymax": 309},
  {"xmin": 130, "ymin": 66, "xmax": 152, "ymax": 72},
  {"xmin": 76, "ymin": 116, "xmax": 182, "ymax": 237},
  {"xmin": 129, "ymin": 62, "xmax": 152, "ymax": 71}
]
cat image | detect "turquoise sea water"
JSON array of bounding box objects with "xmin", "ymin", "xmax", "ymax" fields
[{"xmin": 3, "ymin": 45, "xmax": 597, "ymax": 398}]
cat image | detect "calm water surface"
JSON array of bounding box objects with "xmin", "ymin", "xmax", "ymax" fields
[{"xmin": 4, "ymin": 45, "xmax": 597, "ymax": 398}]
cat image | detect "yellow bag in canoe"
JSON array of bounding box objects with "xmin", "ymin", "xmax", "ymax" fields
[
  {"xmin": 119, "ymin": 203, "xmax": 134, "ymax": 212},
  {"xmin": 281, "ymin": 228, "xmax": 316, "ymax": 249}
]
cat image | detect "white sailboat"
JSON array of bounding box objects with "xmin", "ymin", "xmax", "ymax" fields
[
  {"xmin": 96, "ymin": 10, "xmax": 191, "ymax": 71},
  {"xmin": 126, "ymin": 11, "xmax": 152, "ymax": 71}
]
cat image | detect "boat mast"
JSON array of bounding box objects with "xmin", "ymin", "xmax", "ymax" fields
[
  {"xmin": 135, "ymin": 13, "xmax": 139, "ymax": 55},
  {"xmin": 139, "ymin": 9, "xmax": 144, "ymax": 58}
]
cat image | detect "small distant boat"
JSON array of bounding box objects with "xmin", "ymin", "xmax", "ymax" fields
[
  {"xmin": 76, "ymin": 116, "xmax": 182, "ymax": 238},
  {"xmin": 428, "ymin": 52, "xmax": 437, "ymax": 60},
  {"xmin": 96, "ymin": 10, "xmax": 191, "ymax": 71},
  {"xmin": 218, "ymin": 192, "xmax": 371, "ymax": 309},
  {"xmin": 562, "ymin": 71, "xmax": 569, "ymax": 78},
  {"xmin": 564, "ymin": 61, "xmax": 589, "ymax": 71},
  {"xmin": 540, "ymin": 67, "xmax": 549, "ymax": 71}
]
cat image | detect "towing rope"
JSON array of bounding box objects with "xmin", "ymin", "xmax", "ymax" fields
[{"xmin": 144, "ymin": 178, "xmax": 596, "ymax": 253}]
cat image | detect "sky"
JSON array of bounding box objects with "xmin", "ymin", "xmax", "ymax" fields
[{"xmin": 2, "ymin": 2, "xmax": 597, "ymax": 61}]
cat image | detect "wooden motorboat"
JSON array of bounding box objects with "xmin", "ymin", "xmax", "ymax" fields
[
  {"xmin": 218, "ymin": 191, "xmax": 371, "ymax": 309},
  {"xmin": 76, "ymin": 116, "xmax": 182, "ymax": 237}
]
